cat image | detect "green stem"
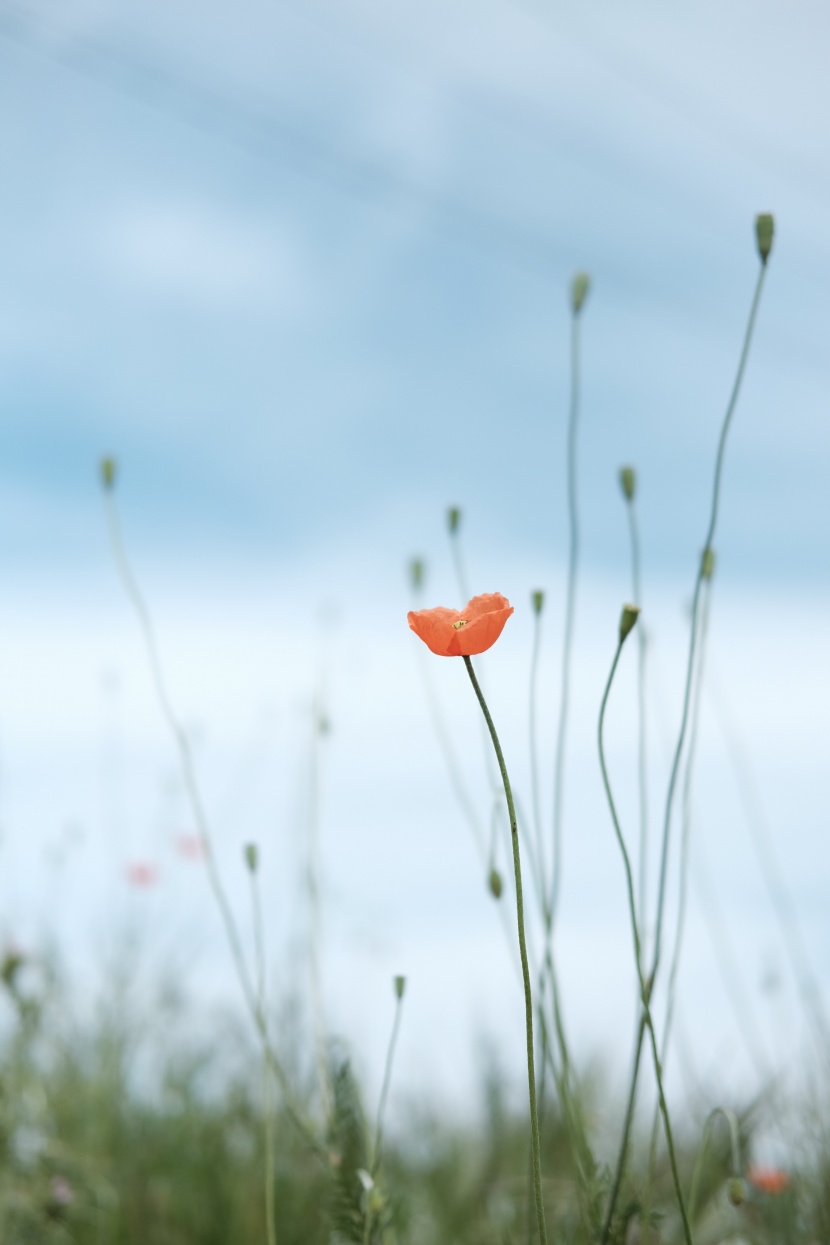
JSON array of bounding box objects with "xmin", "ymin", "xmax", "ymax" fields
[
  {"xmin": 529, "ymin": 605, "xmax": 547, "ymax": 893},
  {"xmin": 651, "ymin": 261, "xmax": 767, "ymax": 981},
  {"xmin": 625, "ymin": 496, "xmax": 649, "ymax": 942},
  {"xmin": 550, "ymin": 307, "xmax": 581, "ymax": 930},
  {"xmin": 250, "ymin": 867, "xmax": 278, "ymax": 1245},
  {"xmin": 371, "ymin": 990, "xmax": 404, "ymax": 1179},
  {"xmin": 463, "ymin": 656, "xmax": 548, "ymax": 1245},
  {"xmin": 598, "ymin": 637, "xmax": 693, "ymax": 1245},
  {"xmin": 601, "ymin": 1013, "xmax": 646, "ymax": 1244}
]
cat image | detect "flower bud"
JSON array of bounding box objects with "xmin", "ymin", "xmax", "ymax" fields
[
  {"xmin": 488, "ymin": 868, "xmax": 503, "ymax": 899},
  {"xmin": 570, "ymin": 271, "xmax": 590, "ymax": 314},
  {"xmin": 755, "ymin": 213, "xmax": 774, "ymax": 265},
  {"xmin": 244, "ymin": 843, "xmax": 258, "ymax": 873},
  {"xmin": 727, "ymin": 1177, "xmax": 745, "ymax": 1207},
  {"xmin": 409, "ymin": 557, "xmax": 425, "ymax": 592},
  {"xmin": 619, "ymin": 603, "xmax": 641, "ymax": 644},
  {"xmin": 394, "ymin": 975, "xmax": 406, "ymax": 1000},
  {"xmin": 447, "ymin": 506, "xmax": 461, "ymax": 535},
  {"xmin": 100, "ymin": 457, "xmax": 117, "ymax": 490},
  {"xmin": 531, "ymin": 589, "xmax": 544, "ymax": 616},
  {"xmin": 701, "ymin": 546, "xmax": 716, "ymax": 581},
  {"xmin": 619, "ymin": 465, "xmax": 636, "ymax": 501}
]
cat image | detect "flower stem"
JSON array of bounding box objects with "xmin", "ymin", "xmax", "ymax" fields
[
  {"xmin": 463, "ymin": 655, "xmax": 548, "ymax": 1245},
  {"xmin": 598, "ymin": 637, "xmax": 693, "ymax": 1245}
]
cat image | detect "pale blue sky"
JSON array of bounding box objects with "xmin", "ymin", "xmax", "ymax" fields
[{"xmin": 1, "ymin": 0, "xmax": 829, "ymax": 1125}]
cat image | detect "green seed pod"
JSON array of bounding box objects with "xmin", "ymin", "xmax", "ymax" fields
[
  {"xmin": 570, "ymin": 271, "xmax": 590, "ymax": 314},
  {"xmin": 755, "ymin": 213, "xmax": 774, "ymax": 264},
  {"xmin": 394, "ymin": 975, "xmax": 406, "ymax": 1000},
  {"xmin": 727, "ymin": 1177, "xmax": 745, "ymax": 1207},
  {"xmin": 409, "ymin": 557, "xmax": 425, "ymax": 592},
  {"xmin": 447, "ymin": 506, "xmax": 461, "ymax": 535},
  {"xmin": 488, "ymin": 868, "xmax": 503, "ymax": 899},
  {"xmin": 619, "ymin": 465, "xmax": 636, "ymax": 501},
  {"xmin": 244, "ymin": 843, "xmax": 258, "ymax": 873},
  {"xmin": 531, "ymin": 589, "xmax": 544, "ymax": 616},
  {"xmin": 619, "ymin": 603, "xmax": 641, "ymax": 644},
  {"xmin": 100, "ymin": 457, "xmax": 117, "ymax": 490},
  {"xmin": 701, "ymin": 546, "xmax": 716, "ymax": 580}
]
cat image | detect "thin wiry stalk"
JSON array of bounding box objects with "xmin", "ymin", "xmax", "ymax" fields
[
  {"xmin": 308, "ymin": 685, "xmax": 331, "ymax": 1120},
  {"xmin": 103, "ymin": 487, "xmax": 321, "ymax": 1156},
  {"xmin": 601, "ymin": 1013, "xmax": 647, "ymax": 1245},
  {"xmin": 249, "ymin": 862, "xmax": 278, "ymax": 1245},
  {"xmin": 550, "ymin": 306, "xmax": 582, "ymax": 930},
  {"xmin": 371, "ymin": 989, "xmax": 405, "ymax": 1177},
  {"xmin": 624, "ymin": 495, "xmax": 649, "ymax": 941},
  {"xmin": 529, "ymin": 602, "xmax": 547, "ymax": 892},
  {"xmin": 598, "ymin": 631, "xmax": 693, "ymax": 1245},
  {"xmin": 651, "ymin": 261, "xmax": 768, "ymax": 982},
  {"xmin": 464, "ymin": 655, "xmax": 549, "ymax": 1245},
  {"xmin": 648, "ymin": 578, "xmax": 713, "ymax": 1187}
]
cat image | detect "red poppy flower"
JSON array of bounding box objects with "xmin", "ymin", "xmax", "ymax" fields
[
  {"xmin": 408, "ymin": 593, "xmax": 514, "ymax": 657},
  {"xmin": 747, "ymin": 1165, "xmax": 790, "ymax": 1195}
]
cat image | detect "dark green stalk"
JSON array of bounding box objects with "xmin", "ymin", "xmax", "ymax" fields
[
  {"xmin": 601, "ymin": 1013, "xmax": 647, "ymax": 1245},
  {"xmin": 464, "ymin": 655, "xmax": 548, "ymax": 1245},
  {"xmin": 598, "ymin": 626, "xmax": 693, "ymax": 1245}
]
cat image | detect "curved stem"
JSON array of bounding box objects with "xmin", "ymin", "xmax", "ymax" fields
[
  {"xmin": 625, "ymin": 497, "xmax": 649, "ymax": 942},
  {"xmin": 550, "ymin": 308, "xmax": 581, "ymax": 930},
  {"xmin": 529, "ymin": 606, "xmax": 547, "ymax": 894},
  {"xmin": 598, "ymin": 637, "xmax": 693, "ymax": 1245},
  {"xmin": 601, "ymin": 1013, "xmax": 647, "ymax": 1244},
  {"xmin": 464, "ymin": 656, "xmax": 548, "ymax": 1245}
]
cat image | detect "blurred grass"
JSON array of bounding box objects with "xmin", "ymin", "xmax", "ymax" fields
[{"xmin": 1, "ymin": 951, "xmax": 827, "ymax": 1244}]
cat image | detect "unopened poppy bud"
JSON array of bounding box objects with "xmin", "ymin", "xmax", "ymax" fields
[
  {"xmin": 394, "ymin": 975, "xmax": 406, "ymax": 1000},
  {"xmin": 619, "ymin": 603, "xmax": 641, "ymax": 645},
  {"xmin": 570, "ymin": 271, "xmax": 590, "ymax": 314},
  {"xmin": 488, "ymin": 868, "xmax": 503, "ymax": 899},
  {"xmin": 100, "ymin": 457, "xmax": 117, "ymax": 490},
  {"xmin": 447, "ymin": 506, "xmax": 461, "ymax": 535},
  {"xmin": 755, "ymin": 213, "xmax": 774, "ymax": 265},
  {"xmin": 244, "ymin": 843, "xmax": 258, "ymax": 873},
  {"xmin": 619, "ymin": 465, "xmax": 636, "ymax": 501},
  {"xmin": 409, "ymin": 557, "xmax": 425, "ymax": 592},
  {"xmin": 701, "ymin": 546, "xmax": 716, "ymax": 580},
  {"xmin": 727, "ymin": 1177, "xmax": 745, "ymax": 1207},
  {"xmin": 531, "ymin": 589, "xmax": 544, "ymax": 616}
]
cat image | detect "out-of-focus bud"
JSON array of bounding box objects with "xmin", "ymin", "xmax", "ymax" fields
[
  {"xmin": 727, "ymin": 1177, "xmax": 746, "ymax": 1207},
  {"xmin": 570, "ymin": 271, "xmax": 590, "ymax": 314},
  {"xmin": 619, "ymin": 465, "xmax": 636, "ymax": 502},
  {"xmin": 1, "ymin": 947, "xmax": 24, "ymax": 991},
  {"xmin": 701, "ymin": 546, "xmax": 716, "ymax": 580},
  {"xmin": 394, "ymin": 975, "xmax": 406, "ymax": 1000},
  {"xmin": 244, "ymin": 843, "xmax": 258, "ymax": 873},
  {"xmin": 488, "ymin": 868, "xmax": 503, "ymax": 899},
  {"xmin": 531, "ymin": 590, "xmax": 544, "ymax": 616},
  {"xmin": 447, "ymin": 506, "xmax": 461, "ymax": 535},
  {"xmin": 755, "ymin": 213, "xmax": 774, "ymax": 265},
  {"xmin": 619, "ymin": 603, "xmax": 641, "ymax": 645},
  {"xmin": 409, "ymin": 557, "xmax": 425, "ymax": 592},
  {"xmin": 100, "ymin": 457, "xmax": 117, "ymax": 490}
]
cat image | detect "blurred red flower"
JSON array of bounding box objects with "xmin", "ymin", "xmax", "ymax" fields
[
  {"xmin": 747, "ymin": 1165, "xmax": 790, "ymax": 1195},
  {"xmin": 407, "ymin": 593, "xmax": 514, "ymax": 657}
]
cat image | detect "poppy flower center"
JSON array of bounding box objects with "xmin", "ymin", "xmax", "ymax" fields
[{"xmin": 453, "ymin": 619, "xmax": 468, "ymax": 629}]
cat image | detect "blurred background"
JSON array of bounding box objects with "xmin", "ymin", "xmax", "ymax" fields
[{"xmin": 1, "ymin": 0, "xmax": 829, "ymax": 1148}]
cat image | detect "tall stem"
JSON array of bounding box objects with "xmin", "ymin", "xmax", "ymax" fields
[
  {"xmin": 598, "ymin": 635, "xmax": 693, "ymax": 1245},
  {"xmin": 463, "ymin": 656, "xmax": 548, "ymax": 1245},
  {"xmin": 625, "ymin": 497, "xmax": 649, "ymax": 942},
  {"xmin": 550, "ymin": 307, "xmax": 581, "ymax": 929}
]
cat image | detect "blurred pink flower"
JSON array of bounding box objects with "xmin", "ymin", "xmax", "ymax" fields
[
  {"xmin": 126, "ymin": 862, "xmax": 159, "ymax": 888},
  {"xmin": 50, "ymin": 1176, "xmax": 74, "ymax": 1207},
  {"xmin": 175, "ymin": 833, "xmax": 206, "ymax": 861}
]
